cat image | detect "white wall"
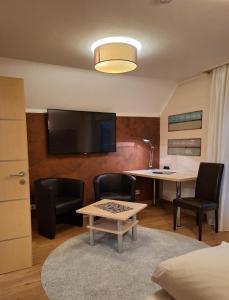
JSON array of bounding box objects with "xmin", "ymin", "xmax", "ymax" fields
[
  {"xmin": 160, "ymin": 74, "xmax": 212, "ymax": 200},
  {"xmin": 0, "ymin": 57, "xmax": 176, "ymax": 116}
]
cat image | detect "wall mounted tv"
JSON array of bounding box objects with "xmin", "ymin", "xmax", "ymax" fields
[{"xmin": 47, "ymin": 109, "xmax": 116, "ymax": 154}]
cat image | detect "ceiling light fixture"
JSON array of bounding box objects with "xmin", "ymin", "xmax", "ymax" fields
[{"xmin": 91, "ymin": 36, "xmax": 141, "ymax": 74}]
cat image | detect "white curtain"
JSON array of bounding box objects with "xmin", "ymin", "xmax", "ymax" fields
[{"xmin": 206, "ymin": 64, "xmax": 229, "ymax": 231}]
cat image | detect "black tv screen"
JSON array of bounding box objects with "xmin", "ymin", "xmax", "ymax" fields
[{"xmin": 47, "ymin": 109, "xmax": 116, "ymax": 154}]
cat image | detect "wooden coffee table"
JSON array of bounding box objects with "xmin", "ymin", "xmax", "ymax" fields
[{"xmin": 76, "ymin": 199, "xmax": 147, "ymax": 253}]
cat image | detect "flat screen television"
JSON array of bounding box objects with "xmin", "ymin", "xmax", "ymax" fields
[{"xmin": 47, "ymin": 109, "xmax": 116, "ymax": 154}]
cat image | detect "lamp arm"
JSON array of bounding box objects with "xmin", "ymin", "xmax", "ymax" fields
[{"xmin": 148, "ymin": 146, "xmax": 154, "ymax": 169}]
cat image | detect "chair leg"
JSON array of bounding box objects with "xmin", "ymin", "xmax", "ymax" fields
[
  {"xmin": 173, "ymin": 205, "xmax": 178, "ymax": 231},
  {"xmin": 215, "ymin": 208, "xmax": 219, "ymax": 233},
  {"xmin": 198, "ymin": 209, "xmax": 203, "ymax": 241},
  {"xmin": 196, "ymin": 212, "xmax": 199, "ymax": 226}
]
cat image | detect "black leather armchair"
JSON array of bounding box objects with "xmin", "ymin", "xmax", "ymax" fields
[
  {"xmin": 34, "ymin": 178, "xmax": 84, "ymax": 239},
  {"xmin": 173, "ymin": 162, "xmax": 224, "ymax": 241},
  {"xmin": 94, "ymin": 173, "xmax": 136, "ymax": 202}
]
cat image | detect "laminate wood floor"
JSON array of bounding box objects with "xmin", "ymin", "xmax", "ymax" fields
[{"xmin": 1, "ymin": 202, "xmax": 229, "ymax": 300}]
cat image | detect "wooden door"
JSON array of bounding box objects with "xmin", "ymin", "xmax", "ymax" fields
[{"xmin": 0, "ymin": 76, "xmax": 32, "ymax": 274}]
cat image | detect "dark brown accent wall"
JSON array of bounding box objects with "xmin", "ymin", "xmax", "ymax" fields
[{"xmin": 26, "ymin": 113, "xmax": 160, "ymax": 205}]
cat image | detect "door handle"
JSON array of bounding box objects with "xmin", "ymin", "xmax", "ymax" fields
[{"xmin": 10, "ymin": 171, "xmax": 25, "ymax": 177}]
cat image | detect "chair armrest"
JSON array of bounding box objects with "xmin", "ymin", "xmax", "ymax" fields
[
  {"xmin": 93, "ymin": 176, "xmax": 101, "ymax": 201},
  {"xmin": 123, "ymin": 175, "xmax": 136, "ymax": 200},
  {"xmin": 35, "ymin": 185, "xmax": 56, "ymax": 209},
  {"xmin": 34, "ymin": 182, "xmax": 57, "ymax": 238},
  {"xmin": 34, "ymin": 184, "xmax": 56, "ymax": 223}
]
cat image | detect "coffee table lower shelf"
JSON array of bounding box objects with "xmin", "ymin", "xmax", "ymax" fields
[
  {"xmin": 87, "ymin": 218, "xmax": 138, "ymax": 234},
  {"xmin": 86, "ymin": 216, "xmax": 138, "ymax": 253}
]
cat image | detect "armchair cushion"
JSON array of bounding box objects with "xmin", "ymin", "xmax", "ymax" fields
[
  {"xmin": 99, "ymin": 192, "xmax": 132, "ymax": 201},
  {"xmin": 174, "ymin": 197, "xmax": 217, "ymax": 210},
  {"xmin": 55, "ymin": 196, "xmax": 82, "ymax": 215}
]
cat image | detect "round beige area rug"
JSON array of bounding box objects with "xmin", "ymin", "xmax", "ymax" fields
[{"xmin": 41, "ymin": 226, "xmax": 207, "ymax": 300}]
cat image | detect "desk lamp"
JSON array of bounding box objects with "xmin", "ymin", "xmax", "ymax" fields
[{"xmin": 143, "ymin": 139, "xmax": 154, "ymax": 169}]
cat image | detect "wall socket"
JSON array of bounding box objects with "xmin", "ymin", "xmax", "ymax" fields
[
  {"xmin": 135, "ymin": 189, "xmax": 141, "ymax": 195},
  {"xmin": 31, "ymin": 204, "xmax": 36, "ymax": 210}
]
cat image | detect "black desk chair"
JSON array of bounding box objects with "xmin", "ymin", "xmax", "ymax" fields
[
  {"xmin": 35, "ymin": 178, "xmax": 84, "ymax": 239},
  {"xmin": 94, "ymin": 173, "xmax": 136, "ymax": 202},
  {"xmin": 173, "ymin": 162, "xmax": 224, "ymax": 241}
]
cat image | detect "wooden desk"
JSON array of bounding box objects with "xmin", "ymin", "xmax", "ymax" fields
[{"xmin": 124, "ymin": 169, "xmax": 197, "ymax": 225}]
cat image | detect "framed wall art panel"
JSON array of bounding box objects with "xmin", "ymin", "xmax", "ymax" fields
[
  {"xmin": 168, "ymin": 111, "xmax": 202, "ymax": 132},
  {"xmin": 168, "ymin": 138, "xmax": 201, "ymax": 156}
]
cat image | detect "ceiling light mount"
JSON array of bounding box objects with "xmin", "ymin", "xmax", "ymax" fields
[
  {"xmin": 159, "ymin": 0, "xmax": 173, "ymax": 4},
  {"xmin": 91, "ymin": 36, "xmax": 141, "ymax": 74}
]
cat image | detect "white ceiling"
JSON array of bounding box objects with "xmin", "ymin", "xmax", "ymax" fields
[
  {"xmin": 0, "ymin": 57, "xmax": 176, "ymax": 116},
  {"xmin": 0, "ymin": 0, "xmax": 228, "ymax": 81}
]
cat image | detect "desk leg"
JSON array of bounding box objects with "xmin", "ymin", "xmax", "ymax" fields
[
  {"xmin": 176, "ymin": 182, "xmax": 181, "ymax": 227},
  {"xmin": 89, "ymin": 215, "xmax": 95, "ymax": 246},
  {"xmin": 153, "ymin": 178, "xmax": 156, "ymax": 206}
]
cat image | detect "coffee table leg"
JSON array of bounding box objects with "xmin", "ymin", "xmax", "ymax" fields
[
  {"xmin": 132, "ymin": 215, "xmax": 137, "ymax": 241},
  {"xmin": 117, "ymin": 220, "xmax": 123, "ymax": 253},
  {"xmin": 89, "ymin": 215, "xmax": 95, "ymax": 246}
]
